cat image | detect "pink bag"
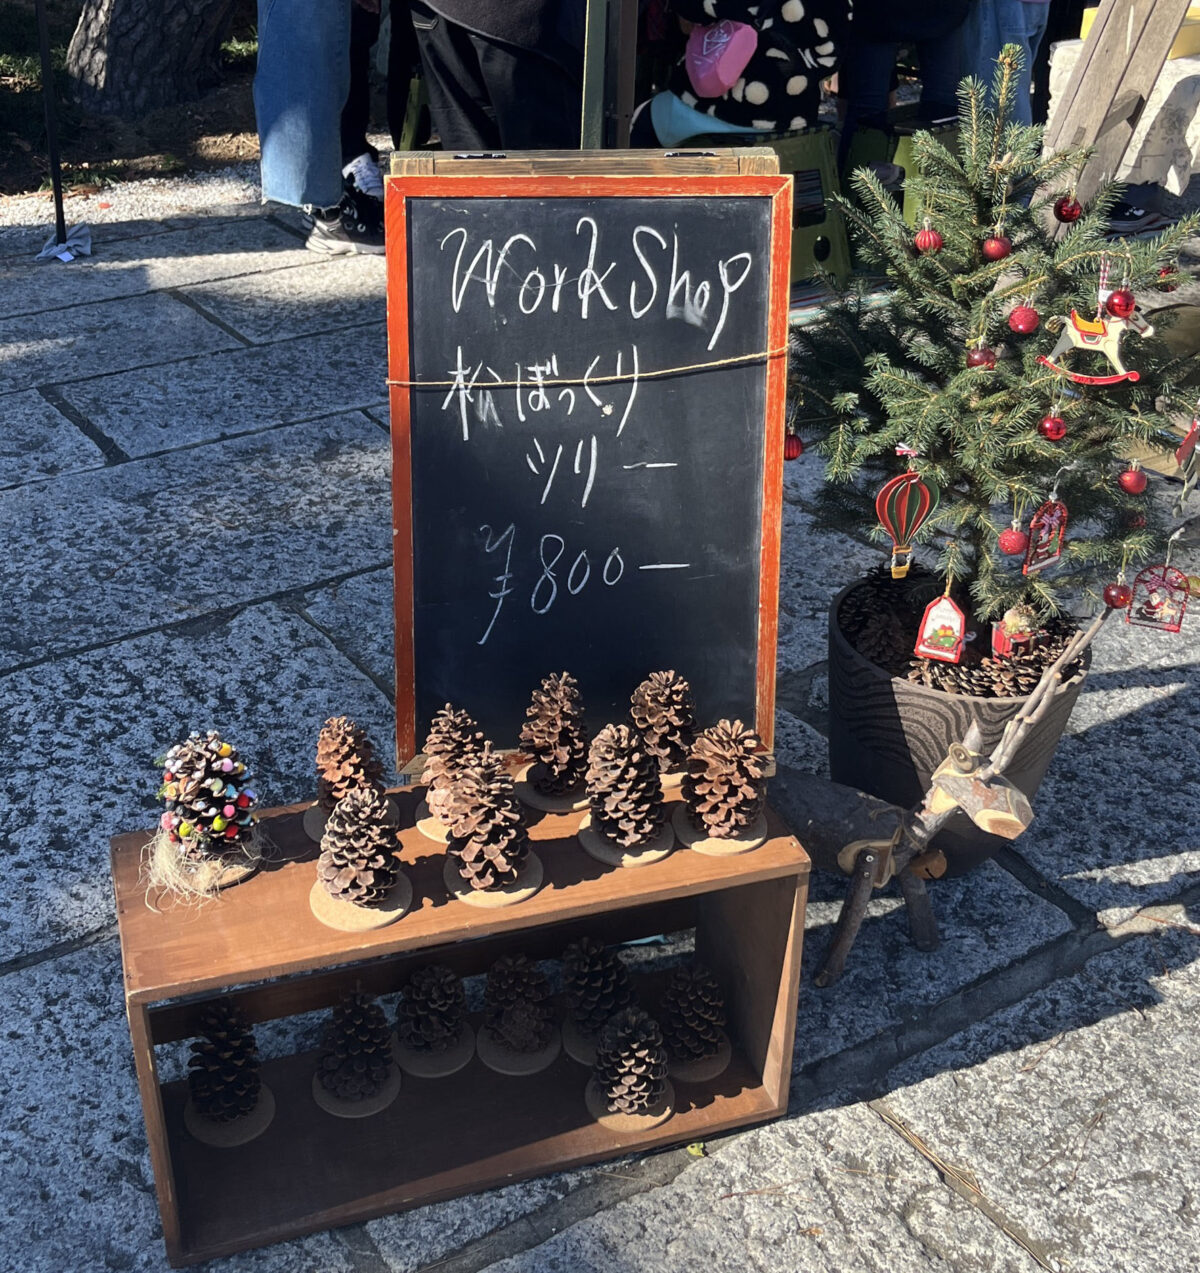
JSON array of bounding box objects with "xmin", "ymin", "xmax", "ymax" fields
[{"xmin": 685, "ymin": 20, "xmax": 758, "ymax": 99}]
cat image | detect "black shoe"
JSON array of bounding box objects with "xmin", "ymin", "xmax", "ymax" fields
[{"xmin": 305, "ymin": 192, "xmax": 384, "ymax": 256}]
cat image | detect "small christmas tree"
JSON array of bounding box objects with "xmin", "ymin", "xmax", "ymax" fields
[
  {"xmin": 315, "ymin": 992, "xmax": 395, "ymax": 1107},
  {"xmin": 420, "ymin": 704, "xmax": 486, "ymax": 824},
  {"xmin": 444, "ymin": 745, "xmax": 531, "ymax": 891},
  {"xmin": 395, "ymin": 965, "xmax": 468, "ymax": 1053},
  {"xmin": 630, "ymin": 671, "xmax": 696, "ymax": 773},
  {"xmin": 563, "ymin": 937, "xmax": 635, "ymax": 1038},
  {"xmin": 316, "ymin": 786, "xmax": 400, "ymax": 906},
  {"xmin": 585, "ymin": 723, "xmax": 666, "ymax": 850},
  {"xmin": 591, "ymin": 1007, "xmax": 670, "ymax": 1118},
  {"xmin": 681, "ymin": 719, "xmax": 767, "ymax": 839},
  {"xmin": 519, "ymin": 671, "xmax": 588, "ymax": 795},
  {"xmin": 660, "ymin": 965, "xmax": 728, "ymax": 1068},
  {"xmin": 315, "ymin": 716, "xmax": 384, "ymax": 810},
  {"xmin": 789, "ymin": 46, "xmax": 1196, "ymax": 684},
  {"xmin": 187, "ymin": 1002, "xmax": 262, "ymax": 1123}
]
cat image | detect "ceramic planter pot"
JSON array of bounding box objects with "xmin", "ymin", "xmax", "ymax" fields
[{"xmin": 826, "ymin": 580, "xmax": 1087, "ymax": 875}]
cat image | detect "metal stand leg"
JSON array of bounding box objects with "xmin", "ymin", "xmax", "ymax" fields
[
  {"xmin": 897, "ymin": 868, "xmax": 939, "ymax": 952},
  {"xmin": 814, "ymin": 849, "xmax": 878, "ymax": 988}
]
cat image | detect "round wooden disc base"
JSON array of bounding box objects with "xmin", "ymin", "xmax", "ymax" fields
[
  {"xmin": 669, "ymin": 1033, "xmax": 732, "ymax": 1084},
  {"xmin": 308, "ymin": 876, "xmax": 413, "ymax": 931},
  {"xmin": 514, "ymin": 764, "xmax": 589, "ymax": 813},
  {"xmin": 561, "ymin": 1016, "xmax": 601, "ymax": 1067},
  {"xmin": 476, "ymin": 1024, "xmax": 561, "ymax": 1076},
  {"xmin": 584, "ymin": 1078, "xmax": 674, "ymax": 1134},
  {"xmin": 671, "ymin": 804, "xmax": 768, "ymax": 856},
  {"xmin": 577, "ymin": 814, "xmax": 675, "ymax": 868},
  {"xmin": 416, "ymin": 805, "xmax": 450, "ymax": 844},
  {"xmin": 392, "ymin": 1022, "xmax": 476, "ymax": 1078},
  {"xmin": 659, "ymin": 769, "xmax": 685, "ymax": 792},
  {"xmin": 311, "ymin": 1064, "xmax": 402, "ymax": 1118},
  {"xmin": 184, "ymin": 1084, "xmax": 275, "ymax": 1148},
  {"xmin": 443, "ymin": 852, "xmax": 543, "ymax": 908}
]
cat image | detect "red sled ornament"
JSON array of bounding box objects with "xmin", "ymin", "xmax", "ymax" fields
[
  {"xmin": 991, "ymin": 606, "xmax": 1036, "ymax": 658},
  {"xmin": 876, "ymin": 471, "xmax": 939, "ymax": 579},
  {"xmin": 915, "ymin": 595, "xmax": 966, "ymax": 663},
  {"xmin": 1022, "ymin": 499, "xmax": 1068, "ymax": 575},
  {"xmin": 1174, "ymin": 410, "xmax": 1200, "ymax": 515},
  {"xmin": 1127, "ymin": 564, "xmax": 1189, "ymax": 633}
]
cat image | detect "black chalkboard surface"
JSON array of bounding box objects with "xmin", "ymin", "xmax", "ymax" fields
[{"xmin": 386, "ymin": 152, "xmax": 792, "ymax": 763}]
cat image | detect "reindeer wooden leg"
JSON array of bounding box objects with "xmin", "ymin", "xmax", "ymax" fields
[
  {"xmin": 897, "ymin": 868, "xmax": 939, "ymax": 952},
  {"xmin": 814, "ymin": 848, "xmax": 880, "ymax": 988}
]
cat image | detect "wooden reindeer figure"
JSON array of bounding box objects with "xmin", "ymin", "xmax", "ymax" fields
[{"xmin": 1036, "ymin": 305, "xmax": 1155, "ymax": 385}]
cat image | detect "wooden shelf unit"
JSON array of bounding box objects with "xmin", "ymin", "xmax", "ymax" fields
[{"xmin": 111, "ymin": 792, "xmax": 810, "ymax": 1266}]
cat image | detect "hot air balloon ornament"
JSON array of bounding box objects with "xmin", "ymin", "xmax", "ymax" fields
[{"xmin": 875, "ymin": 470, "xmax": 940, "ymax": 579}]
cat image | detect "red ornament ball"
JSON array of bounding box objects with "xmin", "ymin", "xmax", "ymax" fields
[
  {"xmin": 783, "ymin": 433, "xmax": 803, "ymax": 461},
  {"xmin": 966, "ymin": 346, "xmax": 997, "ymax": 369},
  {"xmin": 1157, "ymin": 266, "xmax": 1178, "ymax": 293},
  {"xmin": 914, "ymin": 226, "xmax": 944, "ymax": 254},
  {"xmin": 998, "ymin": 528, "xmax": 1030, "ymax": 556},
  {"xmin": 1053, "ymin": 196, "xmax": 1083, "ymax": 223},
  {"xmin": 1106, "ymin": 288, "xmax": 1136, "ymax": 319},
  {"xmin": 1103, "ymin": 583, "xmax": 1133, "ymax": 609},
  {"xmin": 1008, "ymin": 305, "xmax": 1040, "ymax": 334},
  {"xmin": 1038, "ymin": 414, "xmax": 1067, "ymax": 441},
  {"xmin": 982, "ymin": 235, "xmax": 1012, "ymax": 261},
  {"xmin": 1118, "ymin": 466, "xmax": 1148, "ymax": 494}
]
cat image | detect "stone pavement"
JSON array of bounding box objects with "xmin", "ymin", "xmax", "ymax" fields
[{"xmin": 1, "ymin": 192, "xmax": 1198, "ymax": 1273}]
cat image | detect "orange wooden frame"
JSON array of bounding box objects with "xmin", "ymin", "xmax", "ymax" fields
[{"xmin": 385, "ymin": 171, "xmax": 793, "ymax": 765}]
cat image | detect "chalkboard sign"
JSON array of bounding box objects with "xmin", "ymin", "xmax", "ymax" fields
[{"xmin": 386, "ymin": 151, "xmax": 792, "ymax": 764}]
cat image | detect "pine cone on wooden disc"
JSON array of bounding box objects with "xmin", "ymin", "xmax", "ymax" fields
[
  {"xmin": 187, "ymin": 1003, "xmax": 261, "ymax": 1122},
  {"xmin": 682, "ymin": 719, "xmax": 767, "ymax": 838},
  {"xmin": 484, "ymin": 955, "xmax": 554, "ymax": 1052},
  {"xmin": 158, "ymin": 730, "xmax": 257, "ymax": 861},
  {"xmin": 317, "ymin": 992, "xmax": 393, "ymax": 1102},
  {"xmin": 395, "ymin": 965, "xmax": 466, "ymax": 1053},
  {"xmin": 660, "ymin": 965, "xmax": 726, "ymax": 1062},
  {"xmin": 444, "ymin": 745, "xmax": 529, "ymax": 890},
  {"xmin": 317, "ymin": 786, "xmax": 399, "ymax": 905},
  {"xmin": 420, "ymin": 704, "xmax": 486, "ymax": 823},
  {"xmin": 519, "ymin": 671, "xmax": 588, "ymax": 794},
  {"xmin": 586, "ymin": 723, "xmax": 665, "ymax": 848},
  {"xmin": 630, "ymin": 671, "xmax": 696, "ymax": 772},
  {"xmin": 563, "ymin": 937, "xmax": 635, "ymax": 1036},
  {"xmin": 315, "ymin": 716, "xmax": 384, "ymax": 810},
  {"xmin": 593, "ymin": 1007, "xmax": 669, "ymax": 1115}
]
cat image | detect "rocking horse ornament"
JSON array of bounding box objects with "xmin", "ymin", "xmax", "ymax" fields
[{"xmin": 1036, "ymin": 259, "xmax": 1153, "ymax": 385}]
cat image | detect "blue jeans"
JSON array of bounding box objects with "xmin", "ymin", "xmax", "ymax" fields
[
  {"xmin": 254, "ymin": 0, "xmax": 351, "ymax": 208},
  {"xmin": 962, "ymin": 1, "xmax": 1051, "ymax": 126}
]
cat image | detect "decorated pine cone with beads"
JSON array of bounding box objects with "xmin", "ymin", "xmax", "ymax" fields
[
  {"xmin": 158, "ymin": 731, "xmax": 257, "ymax": 862},
  {"xmin": 317, "ymin": 786, "xmax": 399, "ymax": 905},
  {"xmin": 519, "ymin": 671, "xmax": 588, "ymax": 794},
  {"xmin": 420, "ymin": 705, "xmax": 486, "ymax": 823},
  {"xmin": 660, "ymin": 965, "xmax": 726, "ymax": 1062},
  {"xmin": 630, "ymin": 671, "xmax": 696, "ymax": 773},
  {"xmin": 395, "ymin": 965, "xmax": 467, "ymax": 1053},
  {"xmin": 444, "ymin": 746, "xmax": 529, "ymax": 890},
  {"xmin": 586, "ymin": 723, "xmax": 665, "ymax": 848},
  {"xmin": 593, "ymin": 1007, "xmax": 669, "ymax": 1115},
  {"xmin": 563, "ymin": 937, "xmax": 635, "ymax": 1036},
  {"xmin": 682, "ymin": 719, "xmax": 767, "ymax": 838},
  {"xmin": 484, "ymin": 955, "xmax": 554, "ymax": 1052},
  {"xmin": 316, "ymin": 716, "xmax": 384, "ymax": 810},
  {"xmin": 187, "ymin": 1003, "xmax": 262, "ymax": 1123},
  {"xmin": 317, "ymin": 992, "xmax": 393, "ymax": 1101}
]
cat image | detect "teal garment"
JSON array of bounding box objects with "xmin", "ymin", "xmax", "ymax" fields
[{"xmin": 649, "ymin": 92, "xmax": 762, "ymax": 147}]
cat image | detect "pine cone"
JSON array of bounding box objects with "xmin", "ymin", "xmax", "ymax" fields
[
  {"xmin": 484, "ymin": 955, "xmax": 554, "ymax": 1052},
  {"xmin": 420, "ymin": 705, "xmax": 486, "ymax": 823},
  {"xmin": 682, "ymin": 719, "xmax": 767, "ymax": 838},
  {"xmin": 660, "ymin": 965, "xmax": 726, "ymax": 1062},
  {"xmin": 187, "ymin": 1003, "xmax": 261, "ymax": 1122},
  {"xmin": 316, "ymin": 716, "xmax": 384, "ymax": 810},
  {"xmin": 519, "ymin": 672, "xmax": 588, "ymax": 794},
  {"xmin": 593, "ymin": 1007, "xmax": 668, "ymax": 1115},
  {"xmin": 444, "ymin": 745, "xmax": 529, "ymax": 890},
  {"xmin": 586, "ymin": 724, "xmax": 665, "ymax": 848},
  {"xmin": 159, "ymin": 731, "xmax": 256, "ymax": 862},
  {"xmin": 396, "ymin": 965, "xmax": 466, "ymax": 1053},
  {"xmin": 630, "ymin": 671, "xmax": 696, "ymax": 772},
  {"xmin": 563, "ymin": 937, "xmax": 635, "ymax": 1036},
  {"xmin": 317, "ymin": 992, "xmax": 393, "ymax": 1102},
  {"xmin": 316, "ymin": 786, "xmax": 399, "ymax": 905}
]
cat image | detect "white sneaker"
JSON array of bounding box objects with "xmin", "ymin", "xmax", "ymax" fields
[{"xmin": 342, "ymin": 152, "xmax": 384, "ymax": 202}]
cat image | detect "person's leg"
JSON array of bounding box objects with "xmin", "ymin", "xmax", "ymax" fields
[
  {"xmin": 914, "ymin": 21, "xmax": 965, "ymax": 124},
  {"xmin": 472, "ymin": 36, "xmax": 581, "ymax": 149},
  {"xmin": 959, "ymin": 0, "xmax": 1004, "ymax": 94},
  {"xmin": 837, "ymin": 38, "xmax": 901, "ymax": 167},
  {"xmin": 387, "ymin": 1, "xmax": 422, "ymax": 149},
  {"xmin": 342, "ymin": 0, "xmax": 382, "ymax": 163},
  {"xmin": 254, "ymin": 0, "xmax": 351, "ymax": 208},
  {"xmin": 410, "ymin": 0, "xmax": 500, "ymax": 150}
]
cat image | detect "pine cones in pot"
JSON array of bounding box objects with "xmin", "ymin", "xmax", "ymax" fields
[
  {"xmin": 420, "ymin": 704, "xmax": 485, "ymax": 826},
  {"xmin": 660, "ymin": 965, "xmax": 731, "ymax": 1082},
  {"xmin": 630, "ymin": 671, "xmax": 696, "ymax": 774},
  {"xmin": 478, "ymin": 954, "xmax": 560, "ymax": 1074},
  {"xmin": 678, "ymin": 719, "xmax": 768, "ymax": 850},
  {"xmin": 314, "ymin": 992, "xmax": 399, "ymax": 1115},
  {"xmin": 184, "ymin": 1002, "xmax": 274, "ymax": 1146},
  {"xmin": 519, "ymin": 671, "xmax": 588, "ymax": 797},
  {"xmin": 588, "ymin": 1007, "xmax": 673, "ymax": 1127},
  {"xmin": 315, "ymin": 716, "xmax": 384, "ymax": 810},
  {"xmin": 581, "ymin": 724, "xmax": 670, "ymax": 863}
]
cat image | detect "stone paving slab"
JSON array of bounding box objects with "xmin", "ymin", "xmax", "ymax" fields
[
  {"xmin": 52, "ymin": 324, "xmax": 389, "ymax": 456},
  {"xmin": 183, "ymin": 255, "xmax": 387, "ymax": 344},
  {"xmin": 882, "ymin": 926, "xmax": 1200, "ymax": 1273},
  {"xmin": 0, "ymin": 388, "xmax": 104, "ymax": 488},
  {"xmin": 1, "ymin": 602, "xmax": 395, "ymax": 962},
  {"xmin": 302, "ymin": 566, "xmax": 396, "ymax": 697},
  {"xmin": 0, "ymin": 290, "xmax": 241, "ymax": 397},
  {"xmin": 1, "ymin": 217, "xmax": 308, "ymax": 318},
  {"xmin": 0, "ymin": 411, "xmax": 391, "ymax": 669}
]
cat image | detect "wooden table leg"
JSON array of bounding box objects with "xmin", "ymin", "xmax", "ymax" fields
[
  {"xmin": 897, "ymin": 867, "xmax": 939, "ymax": 952},
  {"xmin": 813, "ymin": 849, "xmax": 878, "ymax": 988}
]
